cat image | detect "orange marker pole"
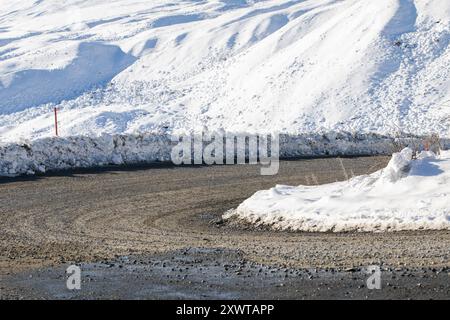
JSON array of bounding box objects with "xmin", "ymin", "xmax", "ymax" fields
[{"xmin": 54, "ymin": 107, "xmax": 59, "ymax": 137}]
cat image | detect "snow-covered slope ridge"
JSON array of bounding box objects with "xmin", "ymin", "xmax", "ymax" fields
[{"xmin": 0, "ymin": 0, "xmax": 449, "ymax": 142}]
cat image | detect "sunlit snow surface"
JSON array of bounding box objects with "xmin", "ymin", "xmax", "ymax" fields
[
  {"xmin": 0, "ymin": 0, "xmax": 449, "ymax": 142},
  {"xmin": 224, "ymin": 148, "xmax": 450, "ymax": 232}
]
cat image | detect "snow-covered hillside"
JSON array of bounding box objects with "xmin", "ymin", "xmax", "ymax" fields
[
  {"xmin": 224, "ymin": 148, "xmax": 450, "ymax": 232},
  {"xmin": 0, "ymin": 0, "xmax": 449, "ymax": 143}
]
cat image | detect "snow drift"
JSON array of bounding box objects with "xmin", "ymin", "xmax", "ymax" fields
[
  {"xmin": 0, "ymin": 42, "xmax": 136, "ymax": 114},
  {"xmin": 0, "ymin": 0, "xmax": 449, "ymax": 142},
  {"xmin": 1, "ymin": 132, "xmax": 448, "ymax": 177},
  {"xmin": 0, "ymin": 134, "xmax": 173, "ymax": 177},
  {"xmin": 0, "ymin": 131, "xmax": 400, "ymax": 177},
  {"xmin": 224, "ymin": 148, "xmax": 450, "ymax": 232}
]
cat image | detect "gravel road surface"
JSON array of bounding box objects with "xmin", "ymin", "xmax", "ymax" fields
[{"xmin": 1, "ymin": 157, "xmax": 449, "ymax": 299}]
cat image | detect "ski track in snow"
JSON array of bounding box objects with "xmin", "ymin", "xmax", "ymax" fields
[{"xmin": 0, "ymin": 0, "xmax": 449, "ymax": 143}]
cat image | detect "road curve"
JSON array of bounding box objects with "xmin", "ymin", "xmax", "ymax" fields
[{"xmin": 1, "ymin": 156, "xmax": 449, "ymax": 278}]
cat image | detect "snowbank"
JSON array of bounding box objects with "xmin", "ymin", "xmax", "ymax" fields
[
  {"xmin": 0, "ymin": 132, "xmax": 447, "ymax": 177},
  {"xmin": 0, "ymin": 134, "xmax": 172, "ymax": 177},
  {"xmin": 224, "ymin": 148, "xmax": 450, "ymax": 232}
]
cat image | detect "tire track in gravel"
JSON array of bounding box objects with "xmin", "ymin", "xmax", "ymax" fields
[{"xmin": 1, "ymin": 156, "xmax": 449, "ymax": 277}]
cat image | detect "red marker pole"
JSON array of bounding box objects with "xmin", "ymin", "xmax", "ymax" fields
[{"xmin": 54, "ymin": 107, "xmax": 59, "ymax": 137}]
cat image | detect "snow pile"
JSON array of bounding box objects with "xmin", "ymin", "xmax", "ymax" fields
[
  {"xmin": 0, "ymin": 132, "xmax": 448, "ymax": 177},
  {"xmin": 0, "ymin": 131, "xmax": 386, "ymax": 177},
  {"xmin": 380, "ymin": 148, "xmax": 414, "ymax": 182},
  {"xmin": 0, "ymin": 0, "xmax": 449, "ymax": 143},
  {"xmin": 224, "ymin": 148, "xmax": 450, "ymax": 232},
  {"xmin": 0, "ymin": 134, "xmax": 172, "ymax": 177}
]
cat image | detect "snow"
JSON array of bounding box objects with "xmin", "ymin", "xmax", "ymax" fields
[
  {"xmin": 0, "ymin": 42, "xmax": 136, "ymax": 114},
  {"xmin": 224, "ymin": 148, "xmax": 450, "ymax": 232},
  {"xmin": 0, "ymin": 133, "xmax": 173, "ymax": 177},
  {"xmin": 0, "ymin": 131, "xmax": 396, "ymax": 177},
  {"xmin": 0, "ymin": 0, "xmax": 449, "ymax": 143},
  {"xmin": 1, "ymin": 131, "xmax": 447, "ymax": 177}
]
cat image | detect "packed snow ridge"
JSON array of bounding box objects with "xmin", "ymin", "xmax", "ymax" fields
[
  {"xmin": 0, "ymin": 131, "xmax": 419, "ymax": 177},
  {"xmin": 0, "ymin": 0, "xmax": 449, "ymax": 143},
  {"xmin": 224, "ymin": 148, "xmax": 450, "ymax": 232}
]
